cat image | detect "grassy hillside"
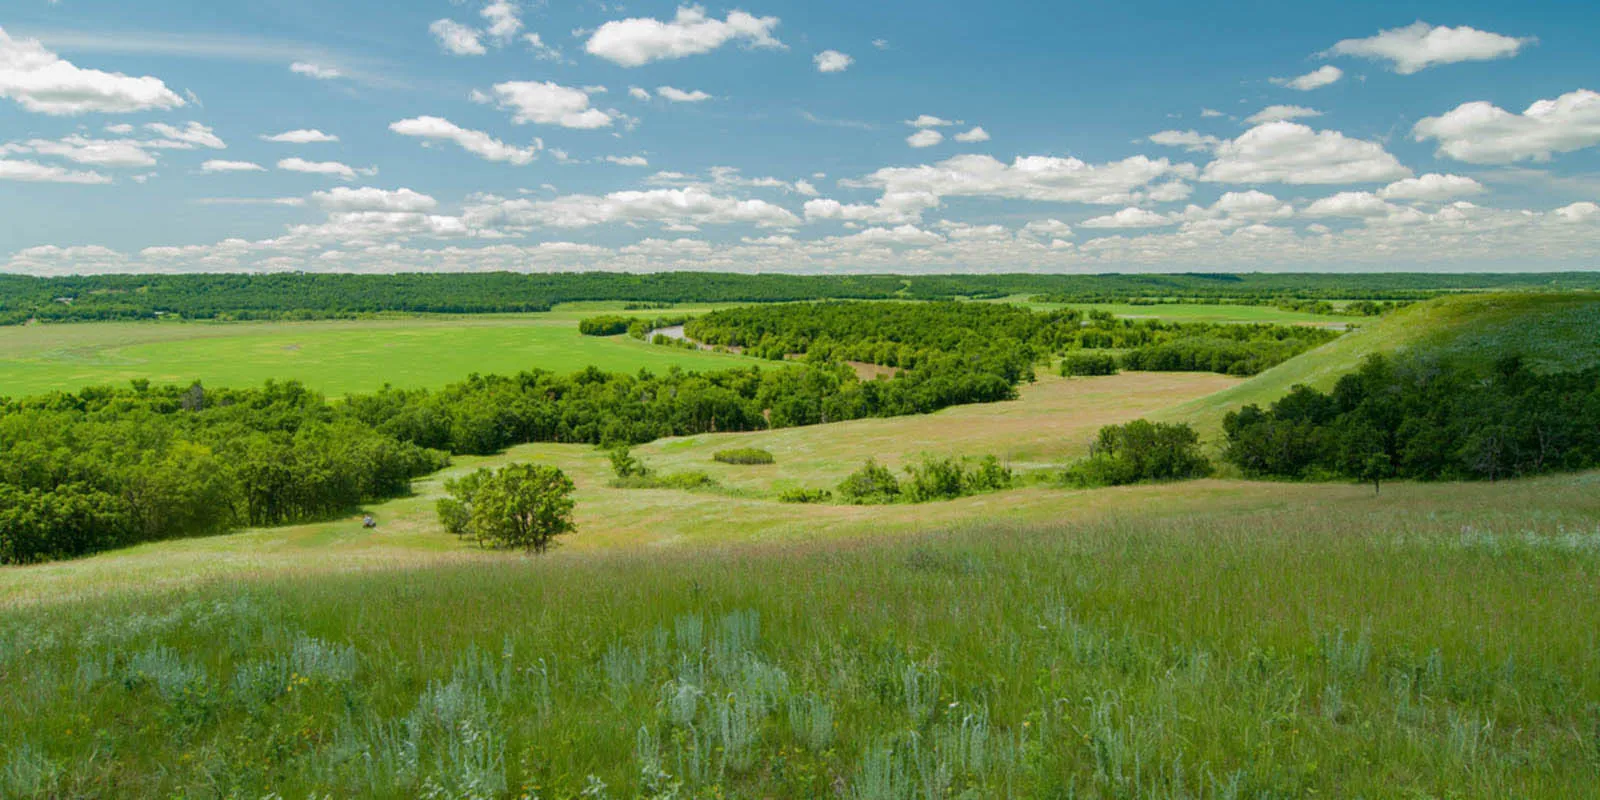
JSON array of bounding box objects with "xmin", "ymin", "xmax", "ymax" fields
[
  {"xmin": 1163, "ymin": 292, "xmax": 1600, "ymax": 434},
  {"xmin": 3, "ymin": 471, "xmax": 1597, "ymax": 797},
  {"xmin": 0, "ymin": 307, "xmax": 750, "ymax": 397}
]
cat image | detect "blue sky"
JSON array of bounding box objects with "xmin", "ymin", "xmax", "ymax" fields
[{"xmin": 2, "ymin": 0, "xmax": 1598, "ymax": 274}]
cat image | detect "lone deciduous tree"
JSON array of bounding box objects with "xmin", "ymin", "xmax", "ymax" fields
[{"xmin": 438, "ymin": 463, "xmax": 576, "ymax": 553}]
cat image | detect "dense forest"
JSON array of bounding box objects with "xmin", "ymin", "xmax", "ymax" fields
[
  {"xmin": 683, "ymin": 301, "xmax": 1339, "ymax": 376},
  {"xmin": 3, "ymin": 271, "xmax": 1597, "ymax": 325},
  {"xmin": 1, "ymin": 350, "xmax": 1026, "ymax": 564},
  {"xmin": 1223, "ymin": 354, "xmax": 1600, "ymax": 485}
]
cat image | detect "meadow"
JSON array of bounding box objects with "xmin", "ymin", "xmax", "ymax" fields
[
  {"xmin": 0, "ymin": 306, "xmax": 748, "ymax": 398},
  {"xmin": 2, "ymin": 288, "xmax": 1598, "ymax": 797}
]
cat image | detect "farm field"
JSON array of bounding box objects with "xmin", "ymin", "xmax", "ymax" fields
[{"xmin": 0, "ymin": 306, "xmax": 750, "ymax": 397}]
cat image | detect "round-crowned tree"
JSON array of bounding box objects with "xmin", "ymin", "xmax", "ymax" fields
[{"xmin": 439, "ymin": 463, "xmax": 576, "ymax": 553}]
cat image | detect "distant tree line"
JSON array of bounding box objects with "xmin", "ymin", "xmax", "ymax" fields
[
  {"xmin": 1223, "ymin": 355, "xmax": 1600, "ymax": 488},
  {"xmin": 4, "ymin": 272, "xmax": 1596, "ymax": 325},
  {"xmin": 685, "ymin": 301, "xmax": 1339, "ymax": 377}
]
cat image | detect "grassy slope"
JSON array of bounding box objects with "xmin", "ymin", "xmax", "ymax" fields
[
  {"xmin": 0, "ymin": 305, "xmax": 750, "ymax": 397},
  {"xmin": 993, "ymin": 295, "xmax": 1352, "ymax": 325},
  {"xmin": 3, "ymin": 471, "xmax": 1597, "ymax": 797},
  {"xmin": 1162, "ymin": 292, "xmax": 1600, "ymax": 435}
]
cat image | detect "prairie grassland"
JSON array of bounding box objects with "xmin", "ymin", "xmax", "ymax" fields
[
  {"xmin": 0, "ymin": 306, "xmax": 748, "ymax": 397},
  {"xmin": 1, "ymin": 470, "xmax": 1596, "ymax": 798},
  {"xmin": 993, "ymin": 296, "xmax": 1352, "ymax": 325}
]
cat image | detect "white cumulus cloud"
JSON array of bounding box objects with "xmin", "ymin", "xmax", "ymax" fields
[
  {"xmin": 657, "ymin": 86, "xmax": 712, "ymax": 103},
  {"xmin": 313, "ymin": 186, "xmax": 438, "ymax": 213},
  {"xmin": 1378, "ymin": 173, "xmax": 1486, "ymax": 202},
  {"xmin": 290, "ymin": 62, "xmax": 342, "ymax": 80},
  {"xmin": 1413, "ymin": 89, "xmax": 1600, "ymax": 164},
  {"xmin": 1244, "ymin": 105, "xmax": 1322, "ymax": 125},
  {"xmin": 1326, "ymin": 22, "xmax": 1533, "ymax": 74},
  {"xmin": 1271, "ymin": 65, "xmax": 1343, "ymax": 91},
  {"xmin": 907, "ymin": 129, "xmax": 944, "ymax": 148},
  {"xmin": 278, "ymin": 157, "xmax": 372, "ymax": 180},
  {"xmin": 1200, "ymin": 121, "xmax": 1411, "ymax": 184},
  {"xmin": 585, "ymin": 5, "xmax": 783, "ymax": 67},
  {"xmin": 0, "ymin": 158, "xmax": 112, "ymax": 183},
  {"xmin": 464, "ymin": 187, "xmax": 800, "ymax": 230},
  {"xmin": 814, "ymin": 50, "xmax": 852, "ymax": 73},
  {"xmin": 200, "ymin": 160, "xmax": 266, "ymax": 173},
  {"xmin": 1081, "ymin": 207, "xmax": 1175, "ymax": 229},
  {"xmin": 390, "ymin": 116, "xmax": 542, "ymax": 165},
  {"xmin": 0, "ymin": 27, "xmax": 186, "ymax": 115},
  {"xmin": 486, "ymin": 81, "xmax": 614, "ymax": 129},
  {"xmin": 431, "ymin": 19, "xmax": 486, "ymax": 56},
  {"xmin": 954, "ymin": 127, "xmax": 990, "ymax": 143},
  {"xmin": 262, "ymin": 129, "xmax": 339, "ymax": 144}
]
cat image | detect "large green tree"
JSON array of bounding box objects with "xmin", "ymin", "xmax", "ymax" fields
[{"xmin": 440, "ymin": 464, "xmax": 576, "ymax": 553}]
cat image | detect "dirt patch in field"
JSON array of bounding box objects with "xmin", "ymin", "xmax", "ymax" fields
[{"xmin": 845, "ymin": 361, "xmax": 899, "ymax": 380}]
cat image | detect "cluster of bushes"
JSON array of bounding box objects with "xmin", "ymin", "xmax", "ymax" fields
[
  {"xmin": 436, "ymin": 463, "xmax": 575, "ymax": 552},
  {"xmin": 1060, "ymin": 352, "xmax": 1120, "ymax": 377},
  {"xmin": 605, "ymin": 447, "xmax": 717, "ymax": 490},
  {"xmin": 1119, "ymin": 334, "xmax": 1332, "ymax": 377},
  {"xmin": 1224, "ymin": 354, "xmax": 1600, "ymax": 488},
  {"xmin": 777, "ymin": 487, "xmax": 833, "ymax": 504},
  {"xmin": 0, "ymin": 381, "xmax": 448, "ymax": 564},
  {"xmin": 713, "ymin": 447, "xmax": 775, "ymax": 465},
  {"xmin": 834, "ymin": 455, "xmax": 1014, "ymax": 505},
  {"xmin": 577, "ymin": 315, "xmax": 633, "ymax": 336},
  {"xmin": 1062, "ymin": 420, "xmax": 1211, "ymax": 487}
]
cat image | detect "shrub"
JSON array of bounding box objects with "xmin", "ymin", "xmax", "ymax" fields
[
  {"xmin": 611, "ymin": 471, "xmax": 718, "ymax": 491},
  {"xmin": 964, "ymin": 455, "xmax": 1014, "ymax": 493},
  {"xmin": 902, "ymin": 456, "xmax": 967, "ymax": 502},
  {"xmin": 436, "ymin": 463, "xmax": 576, "ymax": 553},
  {"xmin": 578, "ymin": 315, "xmax": 632, "ymax": 336},
  {"xmin": 778, "ymin": 488, "xmax": 833, "ymax": 504},
  {"xmin": 1060, "ymin": 352, "xmax": 1120, "ymax": 377},
  {"xmin": 1064, "ymin": 420, "xmax": 1211, "ymax": 487},
  {"xmin": 836, "ymin": 460, "xmax": 902, "ymax": 505},
  {"xmin": 609, "ymin": 446, "xmax": 650, "ymax": 478},
  {"xmin": 714, "ymin": 448, "xmax": 776, "ymax": 465}
]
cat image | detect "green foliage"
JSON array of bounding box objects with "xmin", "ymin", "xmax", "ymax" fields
[
  {"xmin": 609, "ymin": 446, "xmax": 651, "ymax": 479},
  {"xmin": 0, "ymin": 381, "xmax": 449, "ymax": 564},
  {"xmin": 1116, "ymin": 325, "xmax": 1340, "ymax": 376},
  {"xmin": 1223, "ymin": 354, "xmax": 1600, "ymax": 483},
  {"xmin": 1060, "ymin": 352, "xmax": 1119, "ymax": 377},
  {"xmin": 836, "ymin": 460, "xmax": 902, "ymax": 505},
  {"xmin": 610, "ymin": 471, "xmax": 718, "ymax": 491},
  {"xmin": 777, "ymin": 487, "xmax": 833, "ymax": 504},
  {"xmin": 579, "ymin": 315, "xmax": 633, "ymax": 336},
  {"xmin": 713, "ymin": 448, "xmax": 775, "ymax": 465},
  {"xmin": 1064, "ymin": 420, "xmax": 1212, "ymax": 487},
  {"xmin": 439, "ymin": 463, "xmax": 575, "ymax": 553}
]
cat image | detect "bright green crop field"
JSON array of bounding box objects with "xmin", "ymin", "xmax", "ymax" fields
[{"xmin": 0, "ymin": 307, "xmax": 751, "ymax": 397}]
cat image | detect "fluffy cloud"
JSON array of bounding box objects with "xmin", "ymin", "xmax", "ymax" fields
[
  {"xmin": 1326, "ymin": 22, "xmax": 1533, "ymax": 74},
  {"xmin": 1270, "ymin": 65, "xmax": 1343, "ymax": 91},
  {"xmin": 0, "ymin": 158, "xmax": 112, "ymax": 184},
  {"xmin": 1244, "ymin": 105, "xmax": 1321, "ymax": 125},
  {"xmin": 144, "ymin": 122, "xmax": 225, "ymax": 150},
  {"xmin": 262, "ymin": 129, "xmax": 339, "ymax": 144},
  {"xmin": 1377, "ymin": 173, "xmax": 1486, "ymax": 202},
  {"xmin": 485, "ymin": 81, "xmax": 614, "ymax": 129},
  {"xmin": 313, "ymin": 187, "xmax": 438, "ymax": 213},
  {"xmin": 277, "ymin": 158, "xmax": 372, "ymax": 180},
  {"xmin": 1148, "ymin": 130, "xmax": 1223, "ymax": 152},
  {"xmin": 1080, "ymin": 207, "xmax": 1174, "ymax": 229},
  {"xmin": 907, "ymin": 115, "xmax": 953, "ymax": 128},
  {"xmin": 481, "ymin": 0, "xmax": 523, "ymax": 44},
  {"xmin": 1412, "ymin": 90, "xmax": 1600, "ymax": 164},
  {"xmin": 628, "ymin": 87, "xmax": 652, "ymax": 101},
  {"xmin": 803, "ymin": 192, "xmax": 940, "ymax": 226},
  {"xmin": 200, "ymin": 160, "xmax": 266, "ymax": 173},
  {"xmin": 1303, "ymin": 191, "xmax": 1399, "ymax": 218},
  {"xmin": 585, "ymin": 6, "xmax": 783, "ymax": 67},
  {"xmin": 464, "ymin": 187, "xmax": 800, "ymax": 230},
  {"xmin": 814, "ymin": 50, "xmax": 852, "ymax": 73},
  {"xmin": 524, "ymin": 33, "xmax": 562, "ymax": 61},
  {"xmin": 859, "ymin": 153, "xmax": 1190, "ymax": 205},
  {"xmin": 605, "ymin": 155, "xmax": 650, "ymax": 167},
  {"xmin": 907, "ymin": 129, "xmax": 943, "ymax": 148},
  {"xmin": 954, "ymin": 127, "xmax": 990, "ymax": 143},
  {"xmin": 0, "ymin": 27, "xmax": 186, "ymax": 115},
  {"xmin": 1200, "ymin": 121, "xmax": 1411, "ymax": 184},
  {"xmin": 430, "ymin": 19, "xmax": 486, "ymax": 56},
  {"xmin": 390, "ymin": 116, "xmax": 542, "ymax": 165},
  {"xmin": 3, "ymin": 135, "xmax": 156, "ymax": 168},
  {"xmin": 656, "ymin": 86, "xmax": 712, "ymax": 103},
  {"xmin": 1553, "ymin": 201, "xmax": 1599, "ymax": 223},
  {"xmin": 290, "ymin": 62, "xmax": 341, "ymax": 80}
]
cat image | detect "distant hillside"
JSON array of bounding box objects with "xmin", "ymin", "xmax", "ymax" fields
[{"xmin": 1165, "ymin": 292, "xmax": 1600, "ymax": 434}]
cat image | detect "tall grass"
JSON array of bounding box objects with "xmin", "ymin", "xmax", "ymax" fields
[{"xmin": 2, "ymin": 492, "xmax": 1598, "ymax": 797}]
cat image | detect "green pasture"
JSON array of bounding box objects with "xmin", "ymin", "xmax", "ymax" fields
[{"xmin": 0, "ymin": 306, "xmax": 749, "ymax": 397}]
